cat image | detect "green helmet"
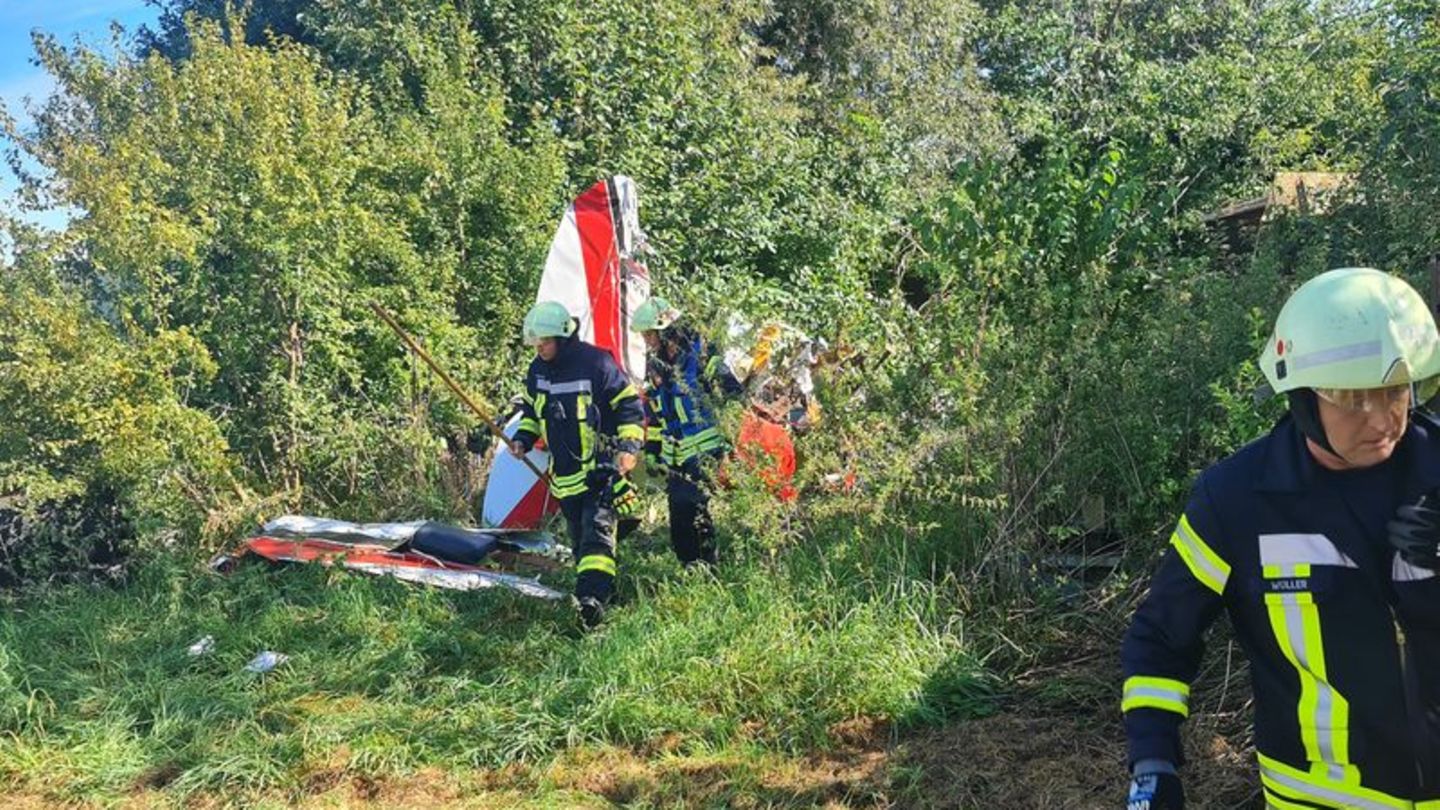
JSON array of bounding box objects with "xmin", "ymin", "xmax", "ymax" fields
[
  {"xmin": 631, "ymin": 296, "xmax": 683, "ymax": 333},
  {"xmin": 523, "ymin": 301, "xmax": 577, "ymax": 346},
  {"xmin": 1260, "ymin": 268, "xmax": 1440, "ymax": 395}
]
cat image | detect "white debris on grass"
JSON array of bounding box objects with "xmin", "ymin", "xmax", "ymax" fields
[{"xmin": 244, "ymin": 651, "xmax": 289, "ymax": 673}]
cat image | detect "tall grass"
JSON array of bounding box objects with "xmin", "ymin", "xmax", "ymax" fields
[{"xmin": 0, "ymin": 516, "xmax": 996, "ymax": 803}]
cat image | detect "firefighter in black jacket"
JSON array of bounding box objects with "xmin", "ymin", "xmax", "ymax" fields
[
  {"xmin": 1122, "ymin": 268, "xmax": 1440, "ymax": 809},
  {"xmin": 511, "ymin": 301, "xmax": 645, "ymax": 629}
]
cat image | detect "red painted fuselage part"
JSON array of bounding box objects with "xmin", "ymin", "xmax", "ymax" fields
[
  {"xmin": 503, "ymin": 476, "xmax": 554, "ymax": 529},
  {"xmin": 244, "ymin": 536, "xmax": 485, "ymax": 572},
  {"xmin": 573, "ymin": 180, "xmax": 624, "ymax": 370}
]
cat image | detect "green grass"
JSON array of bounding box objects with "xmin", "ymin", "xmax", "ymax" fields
[{"xmin": 0, "ymin": 522, "xmax": 997, "ymax": 804}]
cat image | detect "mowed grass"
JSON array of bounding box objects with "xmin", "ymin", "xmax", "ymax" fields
[{"xmin": 0, "ymin": 526, "xmax": 997, "ymax": 804}]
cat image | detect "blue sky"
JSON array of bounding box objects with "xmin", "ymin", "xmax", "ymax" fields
[{"xmin": 1, "ymin": 1, "xmax": 159, "ymax": 232}]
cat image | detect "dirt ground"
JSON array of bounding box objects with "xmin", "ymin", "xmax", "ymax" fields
[
  {"xmin": 292, "ymin": 707, "xmax": 1262, "ymax": 808},
  {"xmin": 898, "ymin": 710, "xmax": 1260, "ymax": 809},
  {"xmin": 5, "ymin": 703, "xmax": 1261, "ymax": 809}
]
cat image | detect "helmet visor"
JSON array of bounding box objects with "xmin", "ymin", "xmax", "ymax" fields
[{"xmin": 1314, "ymin": 383, "xmax": 1411, "ymax": 414}]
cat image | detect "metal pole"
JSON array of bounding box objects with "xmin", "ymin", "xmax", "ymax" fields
[{"xmin": 369, "ymin": 301, "xmax": 549, "ymax": 484}]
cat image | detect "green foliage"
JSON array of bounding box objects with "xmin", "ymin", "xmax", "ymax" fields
[
  {"xmin": 10, "ymin": 16, "xmax": 564, "ymax": 518},
  {"xmin": 755, "ymin": 0, "xmax": 1002, "ymax": 180},
  {"xmin": 142, "ymin": 0, "xmax": 981, "ymax": 294},
  {"xmin": 0, "ymin": 0, "xmax": 1406, "ymax": 587},
  {"xmin": 4, "ymin": 0, "xmax": 1440, "ymax": 798},
  {"xmin": 0, "ymin": 262, "xmax": 232, "ymax": 580},
  {"xmin": 889, "ymin": 143, "xmax": 1177, "ymax": 551},
  {"xmin": 1351, "ymin": 0, "xmax": 1440, "ymax": 273},
  {"xmin": 979, "ymin": 0, "xmax": 1389, "ymax": 213}
]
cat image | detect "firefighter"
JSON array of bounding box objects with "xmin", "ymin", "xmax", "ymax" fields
[
  {"xmin": 511, "ymin": 301, "xmax": 644, "ymax": 629},
  {"xmin": 631, "ymin": 296, "xmax": 742, "ymax": 568},
  {"xmin": 1121, "ymin": 268, "xmax": 1440, "ymax": 809}
]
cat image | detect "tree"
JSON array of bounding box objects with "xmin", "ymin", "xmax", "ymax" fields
[
  {"xmin": 10, "ymin": 18, "xmax": 562, "ymax": 507},
  {"xmin": 975, "ymin": 0, "xmax": 1389, "ymax": 213}
]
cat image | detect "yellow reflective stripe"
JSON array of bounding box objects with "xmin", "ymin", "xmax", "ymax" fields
[
  {"xmin": 551, "ymin": 481, "xmax": 588, "ymax": 498},
  {"xmin": 1119, "ymin": 696, "xmax": 1189, "ymax": 716},
  {"xmin": 682, "ymin": 436, "xmax": 723, "ymax": 450},
  {"xmin": 517, "ymin": 417, "xmax": 541, "ymax": 435},
  {"xmin": 535, "ymin": 393, "xmax": 548, "ymax": 443},
  {"xmin": 1264, "ymin": 563, "xmax": 1312, "ymax": 579},
  {"xmin": 1170, "ymin": 514, "xmax": 1231, "ymax": 594},
  {"xmin": 577, "ymin": 554, "xmax": 616, "ymax": 576},
  {"xmin": 1263, "ymin": 592, "xmax": 1356, "ymax": 787},
  {"xmin": 617, "ymin": 423, "xmax": 644, "ymax": 441},
  {"xmin": 553, "ymin": 469, "xmax": 587, "ymax": 485},
  {"xmin": 677, "ymin": 442, "xmax": 724, "ymax": 463},
  {"xmin": 550, "ymin": 469, "xmax": 590, "ymax": 498},
  {"xmin": 1262, "ymin": 788, "xmax": 1321, "ymax": 810},
  {"xmin": 612, "ymin": 483, "xmax": 639, "ymax": 517},
  {"xmin": 677, "ymin": 427, "xmax": 721, "ymax": 448},
  {"xmin": 1120, "ymin": 676, "xmax": 1189, "ymax": 717},
  {"xmin": 1258, "ymin": 753, "xmax": 1404, "ymax": 809},
  {"xmin": 674, "ymin": 427, "xmax": 724, "ymax": 462},
  {"xmin": 676, "ymin": 400, "xmax": 690, "ymax": 424},
  {"xmin": 578, "ymin": 394, "xmax": 593, "ymax": 461},
  {"xmin": 610, "ymin": 384, "xmax": 639, "ymax": 409}
]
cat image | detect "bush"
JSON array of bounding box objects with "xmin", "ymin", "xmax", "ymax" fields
[{"xmin": 0, "ymin": 264, "xmax": 233, "ymax": 581}]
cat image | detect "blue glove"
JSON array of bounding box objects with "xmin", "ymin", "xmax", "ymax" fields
[{"xmin": 1127, "ymin": 760, "xmax": 1183, "ymax": 810}]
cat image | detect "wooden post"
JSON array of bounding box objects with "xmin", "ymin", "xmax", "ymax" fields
[{"xmin": 369, "ymin": 302, "xmax": 549, "ymax": 485}]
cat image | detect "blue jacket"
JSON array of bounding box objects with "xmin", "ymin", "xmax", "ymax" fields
[
  {"xmin": 514, "ymin": 338, "xmax": 644, "ymax": 500},
  {"xmin": 644, "ymin": 331, "xmax": 742, "ymax": 468},
  {"xmin": 1122, "ymin": 412, "xmax": 1440, "ymax": 807}
]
